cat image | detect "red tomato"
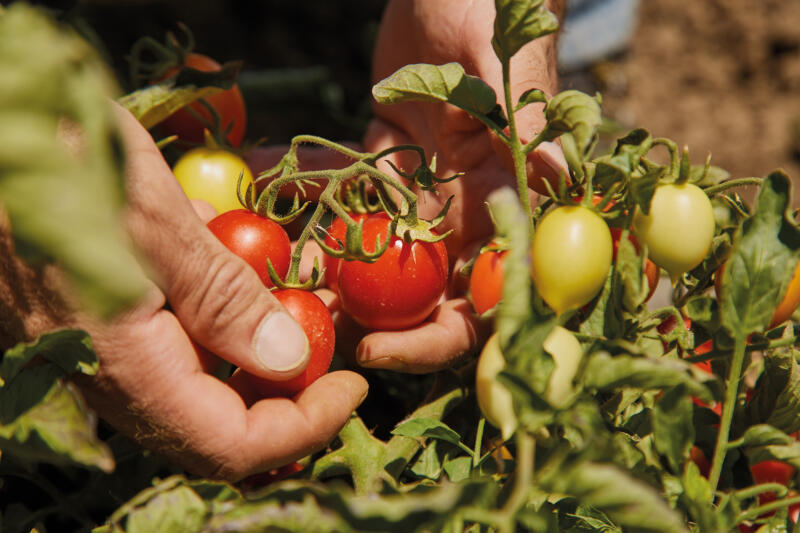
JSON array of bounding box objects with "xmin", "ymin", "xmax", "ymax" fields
[
  {"xmin": 207, "ymin": 209, "xmax": 291, "ymax": 288},
  {"xmin": 609, "ymin": 227, "xmax": 659, "ymax": 301},
  {"xmin": 751, "ymin": 461, "xmax": 798, "ymax": 521},
  {"xmin": 469, "ymin": 249, "xmax": 507, "ymax": 315},
  {"xmin": 158, "ymin": 53, "xmax": 247, "ymax": 147},
  {"xmin": 337, "ymin": 217, "xmax": 449, "ymax": 330},
  {"xmin": 716, "ymin": 260, "xmax": 800, "ymax": 329},
  {"xmin": 323, "ymin": 212, "xmax": 389, "ymax": 294},
  {"xmin": 248, "ymin": 289, "xmax": 335, "ymax": 398},
  {"xmin": 690, "ymin": 446, "xmax": 711, "ymax": 478},
  {"xmin": 240, "ymin": 461, "xmax": 304, "ymax": 490}
]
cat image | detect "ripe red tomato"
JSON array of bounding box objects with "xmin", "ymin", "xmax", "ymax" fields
[
  {"xmin": 323, "ymin": 212, "xmax": 389, "ymax": 294},
  {"xmin": 469, "ymin": 248, "xmax": 507, "ymax": 315},
  {"xmin": 158, "ymin": 53, "xmax": 247, "ymax": 147},
  {"xmin": 609, "ymin": 227, "xmax": 659, "ymax": 301},
  {"xmin": 716, "ymin": 260, "xmax": 800, "ymax": 329},
  {"xmin": 750, "ymin": 460, "xmax": 799, "ymax": 522},
  {"xmin": 337, "ymin": 216, "xmax": 449, "ymax": 330},
  {"xmin": 247, "ymin": 289, "xmax": 335, "ymax": 398},
  {"xmin": 207, "ymin": 209, "xmax": 291, "ymax": 288}
]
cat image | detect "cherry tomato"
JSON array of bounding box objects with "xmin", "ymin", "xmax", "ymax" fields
[
  {"xmin": 173, "ymin": 147, "xmax": 254, "ymax": 214},
  {"xmin": 158, "ymin": 53, "xmax": 247, "ymax": 147},
  {"xmin": 476, "ymin": 333, "xmax": 517, "ymax": 440},
  {"xmin": 609, "ymin": 227, "xmax": 659, "ymax": 301},
  {"xmin": 530, "ymin": 205, "xmax": 612, "ymax": 315},
  {"xmin": 323, "ymin": 212, "xmax": 389, "ymax": 294},
  {"xmin": 469, "ymin": 248, "xmax": 508, "ymax": 315},
  {"xmin": 633, "ymin": 183, "xmax": 715, "ymax": 280},
  {"xmin": 337, "ymin": 216, "xmax": 448, "ymax": 330},
  {"xmin": 716, "ymin": 260, "xmax": 800, "ymax": 328},
  {"xmin": 207, "ymin": 209, "xmax": 291, "ymax": 288},
  {"xmin": 690, "ymin": 446, "xmax": 711, "ymax": 478},
  {"xmin": 247, "ymin": 289, "xmax": 335, "ymax": 398},
  {"xmin": 751, "ymin": 460, "xmax": 798, "ymax": 522}
]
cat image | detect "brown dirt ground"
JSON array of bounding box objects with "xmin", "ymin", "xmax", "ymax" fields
[{"xmin": 577, "ymin": 0, "xmax": 800, "ymax": 205}]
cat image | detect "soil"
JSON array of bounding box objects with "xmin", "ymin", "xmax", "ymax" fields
[{"xmin": 575, "ymin": 0, "xmax": 800, "ymax": 204}]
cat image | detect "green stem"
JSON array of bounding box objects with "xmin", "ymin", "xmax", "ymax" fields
[
  {"xmin": 290, "ymin": 134, "xmax": 367, "ymax": 160},
  {"xmin": 707, "ymin": 334, "xmax": 748, "ymax": 496},
  {"xmin": 739, "ymin": 495, "xmax": 800, "ymax": 522},
  {"xmin": 684, "ymin": 334, "xmax": 799, "ymax": 365},
  {"xmin": 494, "ymin": 432, "xmax": 536, "ymax": 533},
  {"xmin": 734, "ymin": 483, "xmax": 789, "ymax": 501},
  {"xmin": 501, "ymin": 58, "xmax": 534, "ymax": 235},
  {"xmin": 472, "ymin": 418, "xmax": 486, "ymax": 469},
  {"xmin": 703, "ymin": 178, "xmax": 763, "ymax": 196}
]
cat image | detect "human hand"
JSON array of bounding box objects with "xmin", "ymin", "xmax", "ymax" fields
[{"xmin": 65, "ymin": 105, "xmax": 368, "ymax": 480}]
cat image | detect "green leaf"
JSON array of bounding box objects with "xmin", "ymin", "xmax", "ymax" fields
[
  {"xmin": 119, "ymin": 84, "xmax": 221, "ymax": 131},
  {"xmin": 442, "ymin": 456, "xmax": 472, "ymax": 483},
  {"xmin": 0, "ymin": 369, "xmax": 113, "ymax": 471},
  {"xmin": 125, "ymin": 485, "xmax": 207, "ymax": 533},
  {"xmin": 371, "ymin": 63, "xmax": 504, "ymax": 128},
  {"xmin": 731, "ymin": 424, "xmax": 794, "ymax": 449},
  {"xmin": 720, "ymin": 171, "xmax": 800, "ymax": 336},
  {"xmin": 408, "ymin": 440, "xmax": 442, "ymax": 480},
  {"xmin": 616, "ymin": 230, "xmax": 651, "ymax": 312},
  {"xmin": 391, "ymin": 418, "xmax": 462, "ymax": 447},
  {"xmin": 652, "ymin": 385, "xmax": 694, "ymax": 473},
  {"xmin": 746, "ymin": 440, "xmax": 800, "ymax": 471},
  {"xmin": 1, "ymin": 329, "xmax": 96, "ymax": 386},
  {"xmin": 492, "ymin": 0, "xmax": 559, "ymax": 62},
  {"xmin": 515, "ymin": 88, "xmax": 548, "ymax": 111},
  {"xmin": 543, "ymin": 90, "xmax": 603, "ymax": 156},
  {"xmin": 0, "ymin": 5, "xmax": 148, "ymax": 316},
  {"xmin": 543, "ymin": 462, "xmax": 687, "ymax": 532},
  {"xmin": 745, "ymin": 348, "xmax": 800, "ymax": 434},
  {"xmin": 583, "ymin": 352, "xmax": 714, "ymax": 403},
  {"xmin": 593, "ymin": 129, "xmax": 653, "ymax": 192},
  {"xmin": 629, "ymin": 164, "xmax": 666, "ymax": 216}
]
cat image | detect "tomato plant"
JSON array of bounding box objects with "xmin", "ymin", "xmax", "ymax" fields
[
  {"xmin": 609, "ymin": 227, "xmax": 659, "ymax": 301},
  {"xmin": 246, "ymin": 289, "xmax": 335, "ymax": 398},
  {"xmin": 173, "ymin": 147, "xmax": 254, "ymax": 214},
  {"xmin": 206, "ymin": 209, "xmax": 291, "ymax": 288},
  {"xmin": 633, "ymin": 183, "xmax": 715, "ymax": 279},
  {"xmin": 158, "ymin": 52, "xmax": 247, "ymax": 147},
  {"xmin": 469, "ymin": 247, "xmax": 507, "ymax": 315},
  {"xmin": 337, "ymin": 216, "xmax": 448, "ymax": 330},
  {"xmin": 530, "ymin": 205, "xmax": 612, "ymax": 315}
]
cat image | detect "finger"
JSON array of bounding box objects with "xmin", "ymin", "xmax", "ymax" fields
[
  {"xmin": 111, "ymin": 103, "xmax": 310, "ymax": 380},
  {"xmin": 356, "ymin": 298, "xmax": 489, "ymax": 373},
  {"xmin": 80, "ymin": 311, "xmax": 367, "ymax": 480},
  {"xmin": 190, "ymin": 199, "xmax": 218, "ymax": 223}
]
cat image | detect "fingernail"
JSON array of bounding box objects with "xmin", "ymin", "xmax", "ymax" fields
[
  {"xmin": 357, "ymin": 354, "xmax": 407, "ymax": 371},
  {"xmin": 254, "ymin": 312, "xmax": 309, "ymax": 373},
  {"xmin": 536, "ymin": 141, "xmax": 569, "ymax": 176}
]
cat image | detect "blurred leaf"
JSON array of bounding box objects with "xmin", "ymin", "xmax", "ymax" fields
[
  {"xmin": 0, "ymin": 4, "xmax": 147, "ymax": 316},
  {"xmin": 372, "ymin": 63, "xmax": 505, "ymax": 129},
  {"xmin": 442, "ymin": 456, "xmax": 472, "ymax": 483},
  {"xmin": 691, "ymin": 164, "xmax": 730, "ymax": 187},
  {"xmin": 732, "ymin": 424, "xmax": 794, "ymax": 449},
  {"xmin": 408, "ymin": 441, "xmax": 442, "ymax": 481},
  {"xmin": 652, "ymin": 385, "xmax": 694, "ymax": 473},
  {"xmin": 583, "ymin": 352, "xmax": 713, "ymax": 403},
  {"xmin": 492, "ymin": 0, "xmax": 559, "ymax": 61},
  {"xmin": 1, "ymin": 329, "xmax": 96, "ymax": 386},
  {"xmin": 720, "ymin": 171, "xmax": 800, "ymax": 337},
  {"xmin": 125, "ymin": 485, "xmax": 206, "ymax": 533},
  {"xmin": 543, "ymin": 462, "xmax": 687, "ymax": 532}
]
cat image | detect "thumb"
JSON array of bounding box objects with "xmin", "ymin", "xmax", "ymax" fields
[{"xmin": 112, "ymin": 103, "xmax": 310, "ymax": 380}]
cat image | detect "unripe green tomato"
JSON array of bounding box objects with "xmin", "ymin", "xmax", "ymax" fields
[
  {"xmin": 530, "ymin": 205, "xmax": 613, "ymax": 315},
  {"xmin": 475, "ymin": 333, "xmax": 517, "ymax": 440},
  {"xmin": 172, "ymin": 148, "xmax": 254, "ymax": 214},
  {"xmin": 633, "ymin": 183, "xmax": 714, "ymax": 280},
  {"xmin": 543, "ymin": 325, "xmax": 583, "ymax": 406}
]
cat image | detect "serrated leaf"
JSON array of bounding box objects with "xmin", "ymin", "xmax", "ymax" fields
[
  {"xmin": 442, "ymin": 456, "xmax": 472, "ymax": 483},
  {"xmin": 652, "ymin": 385, "xmax": 694, "ymax": 473},
  {"xmin": 372, "ymin": 63, "xmax": 503, "ymax": 127},
  {"xmin": 492, "ymin": 0, "xmax": 559, "ymax": 61},
  {"xmin": 720, "ymin": 171, "xmax": 800, "ymax": 336},
  {"xmin": 543, "ymin": 90, "xmax": 603, "ymax": 155},
  {"xmin": 583, "ymin": 352, "xmax": 713, "ymax": 403},
  {"xmin": 391, "ymin": 418, "xmax": 462, "ymax": 447}
]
